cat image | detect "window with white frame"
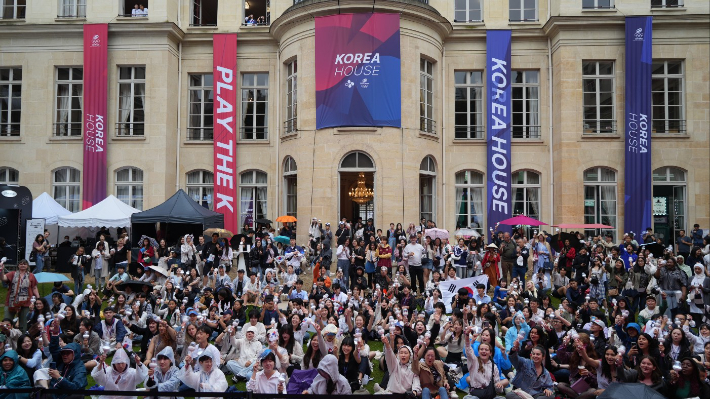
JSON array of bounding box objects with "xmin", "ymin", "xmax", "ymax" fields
[
  {"xmin": 582, "ymin": 0, "xmax": 614, "ymax": 9},
  {"xmin": 583, "ymin": 167, "xmax": 617, "ymax": 240},
  {"xmin": 283, "ymin": 157, "xmax": 297, "ymax": 218},
  {"xmin": 53, "ymin": 167, "xmax": 81, "ymax": 212},
  {"xmin": 0, "ymin": 68, "xmax": 22, "ymax": 137},
  {"xmin": 454, "ymin": 0, "xmax": 482, "ymax": 22},
  {"xmin": 188, "ymin": 74, "xmax": 214, "ymax": 141},
  {"xmin": 284, "ymin": 60, "xmax": 297, "ymax": 135},
  {"xmin": 116, "ymin": 167, "xmax": 144, "ymax": 210},
  {"xmin": 454, "ymin": 71, "xmax": 484, "ymax": 139},
  {"xmin": 455, "ymin": 170, "xmax": 485, "ymax": 235},
  {"xmin": 651, "ymin": 0, "xmax": 683, "ymax": 8},
  {"xmin": 652, "ymin": 166, "xmax": 686, "ymax": 239},
  {"xmin": 58, "ymin": 0, "xmax": 86, "ymax": 17},
  {"xmin": 1, "ymin": 0, "xmax": 26, "ymax": 19},
  {"xmin": 191, "ymin": 0, "xmax": 218, "ymax": 26},
  {"xmin": 509, "ymin": 0, "xmax": 537, "ymax": 22},
  {"xmin": 0, "ymin": 167, "xmax": 18, "ymax": 185},
  {"xmin": 241, "ymin": 73, "xmax": 268, "ymax": 140},
  {"xmin": 420, "ymin": 59, "xmax": 435, "ymax": 133},
  {"xmin": 582, "ymin": 61, "xmax": 615, "ymax": 134},
  {"xmin": 512, "ymin": 70, "xmax": 540, "ymax": 139},
  {"xmin": 420, "ymin": 156, "xmax": 436, "ymax": 223},
  {"xmin": 55, "ymin": 67, "xmax": 83, "ymax": 137},
  {"xmin": 243, "ymin": 0, "xmax": 269, "ymax": 25},
  {"xmin": 117, "ymin": 66, "xmax": 145, "ymax": 136},
  {"xmin": 652, "ymin": 60, "xmax": 685, "ymax": 134},
  {"xmin": 240, "ymin": 170, "xmax": 267, "ymax": 228},
  {"xmin": 187, "ymin": 170, "xmax": 214, "ymax": 210},
  {"xmin": 512, "ymin": 170, "xmax": 541, "ymax": 219},
  {"xmin": 121, "ymin": 1, "xmax": 149, "ymax": 17}
]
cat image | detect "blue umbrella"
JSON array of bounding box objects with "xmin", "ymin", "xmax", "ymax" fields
[
  {"xmin": 274, "ymin": 236, "xmax": 291, "ymax": 245},
  {"xmin": 44, "ymin": 292, "xmax": 72, "ymax": 305},
  {"xmin": 34, "ymin": 272, "xmax": 70, "ymax": 284}
]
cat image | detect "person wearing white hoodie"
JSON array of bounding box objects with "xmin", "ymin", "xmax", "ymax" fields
[
  {"xmin": 91, "ymin": 348, "xmax": 149, "ymax": 399},
  {"xmin": 144, "ymin": 346, "xmax": 181, "ymax": 398},
  {"xmin": 225, "ymin": 325, "xmax": 264, "ymax": 379},
  {"xmin": 374, "ymin": 331, "xmax": 421, "ymax": 395},
  {"xmin": 179, "ymin": 352, "xmax": 228, "ymax": 395},
  {"xmin": 303, "ymin": 354, "xmax": 351, "ymax": 394}
]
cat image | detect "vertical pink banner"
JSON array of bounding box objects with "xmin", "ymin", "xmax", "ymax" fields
[
  {"xmin": 212, "ymin": 34, "xmax": 238, "ymax": 232},
  {"xmin": 82, "ymin": 24, "xmax": 109, "ymax": 209}
]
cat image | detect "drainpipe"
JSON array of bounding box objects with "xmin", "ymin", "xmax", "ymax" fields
[
  {"xmin": 547, "ymin": 36, "xmax": 554, "ymax": 226},
  {"xmin": 175, "ymin": 0, "xmax": 183, "ymax": 192},
  {"xmin": 276, "ymin": 48, "xmax": 281, "ymax": 218},
  {"xmin": 441, "ymin": 46, "xmax": 446, "ymax": 229}
]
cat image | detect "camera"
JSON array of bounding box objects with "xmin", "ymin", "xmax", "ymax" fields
[
  {"xmin": 650, "ymin": 286, "xmax": 661, "ymax": 295},
  {"xmin": 590, "ymin": 277, "xmax": 599, "ymax": 285}
]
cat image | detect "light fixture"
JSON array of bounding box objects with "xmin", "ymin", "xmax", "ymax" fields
[
  {"xmin": 1, "ymin": 189, "xmax": 17, "ymax": 198},
  {"xmin": 245, "ymin": 1, "xmax": 250, "ymax": 9},
  {"xmin": 348, "ymin": 172, "xmax": 374, "ymax": 205}
]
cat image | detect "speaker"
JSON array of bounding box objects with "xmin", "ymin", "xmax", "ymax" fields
[{"xmin": 0, "ymin": 208, "xmax": 21, "ymax": 263}]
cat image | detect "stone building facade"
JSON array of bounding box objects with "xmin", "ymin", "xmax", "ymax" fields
[{"xmin": 0, "ymin": 0, "xmax": 708, "ymax": 244}]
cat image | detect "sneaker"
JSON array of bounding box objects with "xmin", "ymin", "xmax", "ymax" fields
[
  {"xmin": 373, "ymin": 383, "xmax": 382, "ymax": 393},
  {"xmin": 232, "ymin": 375, "xmax": 240, "ymax": 383},
  {"xmin": 449, "ymin": 391, "xmax": 458, "ymax": 399}
]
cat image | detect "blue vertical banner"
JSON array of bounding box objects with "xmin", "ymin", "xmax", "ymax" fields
[
  {"xmin": 486, "ymin": 30, "xmax": 512, "ymax": 236},
  {"xmin": 624, "ymin": 17, "xmax": 653, "ymax": 236}
]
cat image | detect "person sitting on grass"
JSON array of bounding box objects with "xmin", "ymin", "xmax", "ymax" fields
[
  {"xmin": 0, "ymin": 350, "xmax": 32, "ymax": 398},
  {"xmin": 91, "ymin": 347, "xmax": 148, "ymax": 399},
  {"xmin": 144, "ymin": 346, "xmax": 181, "ymax": 396},
  {"xmin": 179, "ymin": 352, "xmax": 228, "ymax": 394}
]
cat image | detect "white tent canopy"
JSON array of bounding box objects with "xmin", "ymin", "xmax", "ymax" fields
[
  {"xmin": 57, "ymin": 195, "xmax": 139, "ymax": 228},
  {"xmin": 32, "ymin": 192, "xmax": 72, "ymax": 225}
]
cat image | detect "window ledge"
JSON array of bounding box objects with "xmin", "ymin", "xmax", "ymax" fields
[
  {"xmin": 0, "ymin": 136, "xmax": 22, "ymax": 142},
  {"xmin": 419, "ymin": 132, "xmax": 439, "ymax": 141},
  {"xmin": 508, "ymin": 21, "xmax": 540, "ymax": 25},
  {"xmin": 183, "ymin": 140, "xmax": 214, "ymax": 146},
  {"xmin": 115, "ymin": 16, "xmax": 149, "ymax": 22},
  {"xmin": 112, "ymin": 135, "xmax": 146, "ymax": 141},
  {"xmin": 187, "ymin": 25, "xmax": 219, "ymax": 30},
  {"xmin": 452, "ymin": 138, "xmax": 485, "ymax": 145},
  {"xmin": 237, "ymin": 139, "xmax": 270, "ymax": 144},
  {"xmin": 48, "ymin": 136, "xmax": 83, "ymax": 143},
  {"xmin": 650, "ymin": 7, "xmax": 686, "ymax": 12},
  {"xmin": 580, "ymin": 134, "xmax": 622, "ymax": 139},
  {"xmin": 280, "ymin": 133, "xmax": 300, "ymax": 142},
  {"xmin": 651, "ymin": 133, "xmax": 690, "ymax": 139},
  {"xmin": 452, "ymin": 21, "xmax": 485, "ymax": 25},
  {"xmin": 334, "ymin": 127, "xmax": 379, "ymax": 135},
  {"xmin": 55, "ymin": 17, "xmax": 87, "ymax": 22},
  {"xmin": 512, "ymin": 139, "xmax": 545, "ymax": 144},
  {"xmin": 0, "ymin": 18, "xmax": 25, "ymax": 24},
  {"xmin": 581, "ymin": 8, "xmax": 618, "ymax": 13}
]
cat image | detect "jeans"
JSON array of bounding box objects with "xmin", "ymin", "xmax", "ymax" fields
[
  {"xmin": 226, "ymin": 360, "xmax": 254, "ymax": 378},
  {"xmin": 337, "ymin": 259, "xmax": 350, "ymax": 289},
  {"xmin": 423, "ymin": 387, "xmax": 448, "ymax": 399},
  {"xmin": 33, "ymin": 255, "xmax": 45, "ymax": 274},
  {"xmin": 662, "ymin": 290, "xmax": 682, "ymax": 318},
  {"xmin": 410, "ymin": 265, "xmax": 425, "ymax": 293},
  {"xmin": 512, "ymin": 266, "xmax": 527, "ymax": 283},
  {"xmin": 8, "ymin": 306, "xmax": 29, "ymax": 334},
  {"xmin": 74, "ymin": 270, "xmax": 84, "ymax": 294}
]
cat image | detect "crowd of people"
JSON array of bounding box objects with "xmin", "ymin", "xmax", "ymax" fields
[{"xmin": 0, "ymin": 217, "xmax": 709, "ymax": 399}]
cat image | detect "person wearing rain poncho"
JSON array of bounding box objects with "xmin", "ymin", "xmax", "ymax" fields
[
  {"xmin": 179, "ymin": 351, "xmax": 228, "ymax": 395},
  {"xmin": 225, "ymin": 325, "xmax": 263, "ymax": 379},
  {"xmin": 180, "ymin": 235, "xmax": 197, "ymax": 269},
  {"xmin": 144, "ymin": 346, "xmax": 181, "ymax": 397},
  {"xmin": 0, "ymin": 350, "xmax": 32, "ymax": 399},
  {"xmin": 91, "ymin": 347, "xmax": 148, "ymax": 399},
  {"xmin": 303, "ymin": 354, "xmax": 351, "ymax": 394},
  {"xmin": 374, "ymin": 330, "xmax": 421, "ymax": 395},
  {"xmin": 504, "ymin": 311, "xmax": 530, "ymax": 352}
]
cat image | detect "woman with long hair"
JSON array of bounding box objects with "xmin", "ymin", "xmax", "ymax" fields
[
  {"xmin": 463, "ymin": 334, "xmax": 508, "ymax": 399},
  {"xmin": 138, "ymin": 237, "xmax": 156, "ymax": 270},
  {"xmin": 15, "ymin": 333, "xmax": 42, "ymax": 380},
  {"xmin": 144, "ymin": 320, "xmax": 177, "ymax": 365},
  {"xmin": 31, "ymin": 233, "xmax": 48, "ymax": 274},
  {"xmin": 625, "ymin": 332, "xmax": 662, "ymax": 369},
  {"xmin": 555, "ymin": 333, "xmax": 599, "ymax": 398},
  {"xmin": 302, "ymin": 335, "xmax": 323, "ymax": 370},
  {"xmin": 668, "ymin": 356, "xmax": 710, "ymax": 398},
  {"xmin": 616, "ymin": 355, "xmax": 667, "ymax": 393},
  {"xmin": 440, "ymin": 319, "xmax": 465, "ymax": 366},
  {"xmin": 338, "ymin": 336, "xmax": 362, "ymax": 392},
  {"xmin": 579, "ymin": 345, "xmax": 621, "ymax": 398},
  {"xmin": 278, "ymin": 325, "xmax": 303, "ymax": 375},
  {"xmin": 59, "ymin": 305, "xmax": 80, "ymax": 341},
  {"xmin": 661, "ymin": 327, "xmax": 693, "ymax": 372}
]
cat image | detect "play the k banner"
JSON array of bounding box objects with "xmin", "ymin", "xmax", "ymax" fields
[
  {"xmin": 486, "ymin": 30, "xmax": 512, "ymax": 234},
  {"xmin": 624, "ymin": 17, "xmax": 653, "ymax": 236},
  {"xmin": 315, "ymin": 13, "xmax": 401, "ymax": 129},
  {"xmin": 82, "ymin": 24, "xmax": 109, "ymax": 209},
  {"xmin": 213, "ymin": 34, "xmax": 239, "ymax": 233}
]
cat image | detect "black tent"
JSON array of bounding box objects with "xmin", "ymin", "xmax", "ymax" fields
[{"xmin": 130, "ymin": 189, "xmax": 224, "ymax": 246}]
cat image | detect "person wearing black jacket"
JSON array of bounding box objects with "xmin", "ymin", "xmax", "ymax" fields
[
  {"xmin": 571, "ymin": 247, "xmax": 591, "ymax": 282},
  {"xmin": 248, "ymin": 237, "xmax": 264, "ymax": 275},
  {"xmin": 126, "ymin": 316, "xmax": 158, "ymax": 361}
]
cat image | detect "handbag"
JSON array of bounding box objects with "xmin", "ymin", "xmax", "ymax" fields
[
  {"xmin": 29, "ymin": 250, "xmax": 37, "ymax": 262},
  {"xmin": 570, "ymin": 375, "xmax": 591, "ymax": 394},
  {"xmin": 468, "ymin": 360, "xmax": 497, "ymax": 399},
  {"xmin": 543, "ymin": 260, "xmax": 553, "ymax": 271}
]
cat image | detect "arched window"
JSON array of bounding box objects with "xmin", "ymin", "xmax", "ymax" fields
[
  {"xmin": 0, "ymin": 167, "xmax": 19, "ymax": 185},
  {"xmin": 283, "ymin": 157, "xmax": 297, "ymax": 218},
  {"xmin": 512, "ymin": 170, "xmax": 541, "ymax": 219},
  {"xmin": 339, "ymin": 151, "xmax": 375, "ymax": 221},
  {"xmin": 53, "ymin": 167, "xmax": 81, "ymax": 212},
  {"xmin": 116, "ymin": 167, "xmax": 144, "ymax": 210},
  {"xmin": 187, "ymin": 170, "xmax": 214, "ymax": 210},
  {"xmin": 240, "ymin": 170, "xmax": 267, "ymax": 228},
  {"xmin": 419, "ymin": 156, "xmax": 436, "ymax": 223},
  {"xmin": 455, "ymin": 170, "xmax": 484, "ymax": 234},
  {"xmin": 583, "ymin": 167, "xmax": 616, "ymax": 239},
  {"xmin": 652, "ymin": 167, "xmax": 686, "ymax": 245},
  {"xmin": 339, "ymin": 151, "xmax": 375, "ymax": 171}
]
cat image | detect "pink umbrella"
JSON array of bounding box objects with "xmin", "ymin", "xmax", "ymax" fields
[{"xmin": 498, "ymin": 215, "xmax": 548, "ymax": 226}]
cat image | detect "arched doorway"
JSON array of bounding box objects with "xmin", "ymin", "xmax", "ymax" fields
[{"xmin": 339, "ymin": 151, "xmax": 375, "ymax": 223}]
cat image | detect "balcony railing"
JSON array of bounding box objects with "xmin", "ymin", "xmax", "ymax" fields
[
  {"xmin": 283, "ymin": 119, "xmax": 297, "ymax": 136},
  {"xmin": 512, "ymin": 125, "xmax": 541, "ymax": 139},
  {"xmin": 420, "ymin": 118, "xmax": 436, "ymax": 134},
  {"xmin": 53, "ymin": 122, "xmax": 82, "ymax": 137},
  {"xmin": 0, "ymin": 124, "xmax": 20, "ymax": 136},
  {"xmin": 651, "ymin": 0, "xmax": 683, "ymax": 8},
  {"xmin": 652, "ymin": 119, "xmax": 686, "ymax": 134},
  {"xmin": 583, "ymin": 119, "xmax": 617, "ymax": 134},
  {"xmin": 454, "ymin": 126, "xmax": 484, "ymax": 139},
  {"xmin": 115, "ymin": 122, "xmax": 145, "ymax": 137},
  {"xmin": 239, "ymin": 126, "xmax": 268, "ymax": 140},
  {"xmin": 186, "ymin": 127, "xmax": 213, "ymax": 141}
]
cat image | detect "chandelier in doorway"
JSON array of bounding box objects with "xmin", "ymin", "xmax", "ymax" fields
[{"xmin": 348, "ymin": 172, "xmax": 374, "ymax": 204}]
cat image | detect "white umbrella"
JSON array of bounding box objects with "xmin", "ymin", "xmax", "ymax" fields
[
  {"xmin": 454, "ymin": 228, "xmax": 481, "ymax": 238},
  {"xmin": 148, "ymin": 265, "xmax": 170, "ymax": 277}
]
